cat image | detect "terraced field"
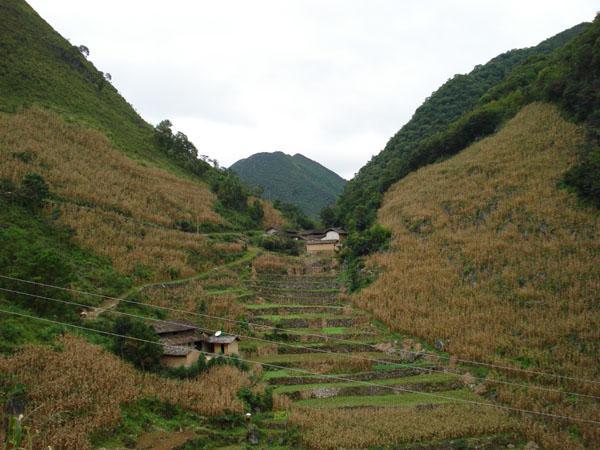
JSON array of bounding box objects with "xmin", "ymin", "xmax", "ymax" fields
[{"xmin": 242, "ymin": 254, "xmax": 521, "ymax": 449}]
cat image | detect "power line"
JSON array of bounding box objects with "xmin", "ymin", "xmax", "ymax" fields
[
  {"xmin": 1, "ymin": 274, "xmax": 599, "ymax": 386},
  {"xmin": 0, "ymin": 307, "xmax": 598, "ymax": 426},
  {"xmin": 2, "ymin": 286, "xmax": 599, "ymax": 400}
]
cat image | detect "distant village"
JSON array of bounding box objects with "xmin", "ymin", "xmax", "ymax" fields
[{"xmin": 265, "ymin": 227, "xmax": 347, "ymax": 253}]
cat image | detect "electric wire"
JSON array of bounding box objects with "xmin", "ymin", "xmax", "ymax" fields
[
  {"xmin": 1, "ymin": 273, "xmax": 598, "ymax": 386},
  {"xmin": 1, "ymin": 274, "xmax": 599, "ymax": 385},
  {"xmin": 2, "ymin": 286, "xmax": 599, "ymax": 400},
  {"xmin": 0, "ymin": 307, "xmax": 598, "ymax": 426}
]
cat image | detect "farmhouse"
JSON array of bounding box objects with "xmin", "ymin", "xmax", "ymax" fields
[
  {"xmin": 263, "ymin": 227, "xmax": 348, "ymax": 253},
  {"xmin": 152, "ymin": 321, "xmax": 242, "ymax": 368},
  {"xmin": 200, "ymin": 334, "xmax": 240, "ymax": 356},
  {"xmin": 302, "ymin": 228, "xmax": 348, "ymax": 253},
  {"xmin": 152, "ymin": 320, "xmax": 205, "ymax": 368}
]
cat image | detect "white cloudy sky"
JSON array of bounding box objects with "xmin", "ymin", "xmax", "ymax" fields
[{"xmin": 28, "ymin": 1, "xmax": 597, "ymax": 179}]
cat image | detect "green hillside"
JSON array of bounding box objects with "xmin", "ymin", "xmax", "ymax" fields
[
  {"xmin": 0, "ymin": 0, "xmax": 158, "ymax": 161},
  {"xmin": 0, "ymin": 0, "xmax": 283, "ymax": 230},
  {"xmin": 335, "ymin": 22, "xmax": 590, "ymax": 229},
  {"xmin": 231, "ymin": 151, "xmax": 346, "ymax": 218}
]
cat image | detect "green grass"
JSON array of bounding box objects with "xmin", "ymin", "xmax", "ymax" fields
[
  {"xmin": 0, "ymin": 302, "xmax": 65, "ymax": 354},
  {"xmin": 256, "ymin": 312, "xmax": 342, "ymax": 321},
  {"xmin": 294, "ymin": 389, "xmax": 478, "ymax": 408},
  {"xmin": 255, "ymin": 351, "xmax": 394, "ymax": 364},
  {"xmin": 321, "ymin": 326, "xmax": 349, "ymax": 334},
  {"xmin": 90, "ymin": 398, "xmax": 224, "ymax": 448},
  {"xmin": 262, "ymin": 369, "xmax": 292, "ymax": 380},
  {"xmin": 373, "ymin": 360, "xmax": 437, "ymax": 371},
  {"xmin": 273, "ymin": 372, "xmax": 459, "ymax": 394},
  {"xmin": 245, "ymin": 303, "xmax": 343, "ymax": 310}
]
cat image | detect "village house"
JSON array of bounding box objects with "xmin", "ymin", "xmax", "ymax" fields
[
  {"xmin": 152, "ymin": 320, "xmax": 240, "ymax": 368},
  {"xmin": 264, "ymin": 227, "xmax": 347, "ymax": 253},
  {"xmin": 152, "ymin": 320, "xmax": 205, "ymax": 368},
  {"xmin": 200, "ymin": 334, "xmax": 240, "ymax": 356},
  {"xmin": 301, "ymin": 227, "xmax": 348, "ymax": 253}
]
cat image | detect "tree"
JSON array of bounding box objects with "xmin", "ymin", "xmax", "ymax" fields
[
  {"xmin": 18, "ymin": 173, "xmax": 49, "ymax": 211},
  {"xmin": 249, "ymin": 199, "xmax": 264, "ymax": 224},
  {"xmin": 77, "ymin": 45, "xmax": 89, "ymax": 57},
  {"xmin": 319, "ymin": 205, "xmax": 337, "ymax": 227},
  {"xmin": 211, "ymin": 172, "xmax": 249, "ymax": 211},
  {"xmin": 113, "ymin": 317, "xmax": 162, "ymax": 370}
]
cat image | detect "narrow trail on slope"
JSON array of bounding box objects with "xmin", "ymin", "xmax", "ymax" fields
[{"xmin": 86, "ymin": 247, "xmax": 260, "ymax": 320}]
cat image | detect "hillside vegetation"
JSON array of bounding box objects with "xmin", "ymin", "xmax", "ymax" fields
[
  {"xmin": 0, "ymin": 0, "xmax": 284, "ymax": 230},
  {"xmin": 0, "ymin": 335, "xmax": 249, "ymax": 449},
  {"xmin": 231, "ymin": 151, "xmax": 346, "ymax": 218},
  {"xmin": 335, "ymin": 22, "xmax": 589, "ymax": 229},
  {"xmin": 0, "ymin": 109, "xmax": 245, "ymax": 281},
  {"xmin": 0, "ymin": 0, "xmax": 160, "ymax": 164},
  {"xmin": 355, "ymin": 103, "xmax": 599, "ymax": 448}
]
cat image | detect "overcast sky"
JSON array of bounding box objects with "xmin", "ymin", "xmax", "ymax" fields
[{"xmin": 28, "ymin": 1, "xmax": 597, "ymax": 179}]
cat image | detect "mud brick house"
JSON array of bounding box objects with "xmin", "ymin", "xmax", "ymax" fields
[{"xmin": 152, "ymin": 320, "xmax": 205, "ymax": 368}]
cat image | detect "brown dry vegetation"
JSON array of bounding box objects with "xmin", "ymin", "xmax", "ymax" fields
[
  {"xmin": 354, "ymin": 103, "xmax": 599, "ymax": 447},
  {"xmin": 252, "ymin": 253, "xmax": 299, "ymax": 275},
  {"xmin": 140, "ymin": 280, "xmax": 245, "ymax": 333},
  {"xmin": 0, "ymin": 109, "xmax": 238, "ymax": 280},
  {"xmin": 0, "ymin": 108, "xmax": 222, "ymax": 226},
  {"xmin": 289, "ymin": 404, "xmax": 515, "ymax": 449},
  {"xmin": 59, "ymin": 204, "xmax": 226, "ymax": 281},
  {"xmin": 0, "ymin": 335, "xmax": 249, "ymax": 449},
  {"xmin": 257, "ymin": 198, "xmax": 287, "ymax": 228}
]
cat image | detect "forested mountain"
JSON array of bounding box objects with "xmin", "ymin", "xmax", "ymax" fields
[
  {"xmin": 231, "ymin": 151, "xmax": 346, "ymax": 218},
  {"xmin": 335, "ymin": 22, "xmax": 590, "ymax": 229}
]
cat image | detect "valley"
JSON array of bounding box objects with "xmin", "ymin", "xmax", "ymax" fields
[{"xmin": 0, "ymin": 1, "xmax": 599, "ymax": 448}]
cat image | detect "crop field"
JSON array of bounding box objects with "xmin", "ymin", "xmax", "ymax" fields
[
  {"xmin": 0, "ymin": 335, "xmax": 249, "ymax": 449},
  {"xmin": 243, "ymin": 253, "xmax": 523, "ymax": 449},
  {"xmin": 355, "ymin": 103, "xmax": 600, "ymax": 448},
  {"xmin": 0, "ymin": 109, "xmax": 252, "ymax": 281}
]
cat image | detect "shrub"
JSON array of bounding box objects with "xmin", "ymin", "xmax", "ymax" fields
[
  {"xmin": 112, "ymin": 317, "xmax": 162, "ymax": 370},
  {"xmin": 255, "ymin": 234, "xmax": 301, "ymax": 255}
]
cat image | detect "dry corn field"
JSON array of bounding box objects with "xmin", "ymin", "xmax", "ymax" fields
[
  {"xmin": 0, "ymin": 108, "xmax": 221, "ymax": 226},
  {"xmin": 0, "ymin": 335, "xmax": 249, "ymax": 450},
  {"xmin": 257, "ymin": 198, "xmax": 287, "ymax": 229},
  {"xmin": 355, "ymin": 103, "xmax": 600, "ymax": 447},
  {"xmin": 59, "ymin": 203, "xmax": 225, "ymax": 281},
  {"xmin": 252, "ymin": 253, "xmax": 301, "ymax": 274},
  {"xmin": 139, "ymin": 278, "xmax": 245, "ymax": 333},
  {"xmin": 288, "ymin": 405, "xmax": 516, "ymax": 449},
  {"xmin": 0, "ymin": 108, "xmax": 253, "ymax": 280}
]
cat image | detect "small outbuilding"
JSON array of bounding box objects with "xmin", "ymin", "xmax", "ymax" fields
[{"xmin": 201, "ymin": 334, "xmax": 240, "ymax": 356}]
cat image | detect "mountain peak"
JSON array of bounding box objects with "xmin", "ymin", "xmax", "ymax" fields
[{"xmin": 230, "ymin": 152, "xmax": 346, "ymax": 218}]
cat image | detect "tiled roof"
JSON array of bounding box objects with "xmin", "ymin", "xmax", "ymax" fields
[
  {"xmin": 152, "ymin": 320, "xmax": 198, "ymax": 335},
  {"xmin": 204, "ymin": 335, "xmax": 239, "ymax": 344}
]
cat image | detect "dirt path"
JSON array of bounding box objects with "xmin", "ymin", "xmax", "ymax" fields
[{"xmin": 86, "ymin": 247, "xmax": 260, "ymax": 320}]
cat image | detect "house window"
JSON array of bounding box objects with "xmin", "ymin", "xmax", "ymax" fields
[{"xmin": 220, "ymin": 343, "xmax": 225, "ymax": 353}]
